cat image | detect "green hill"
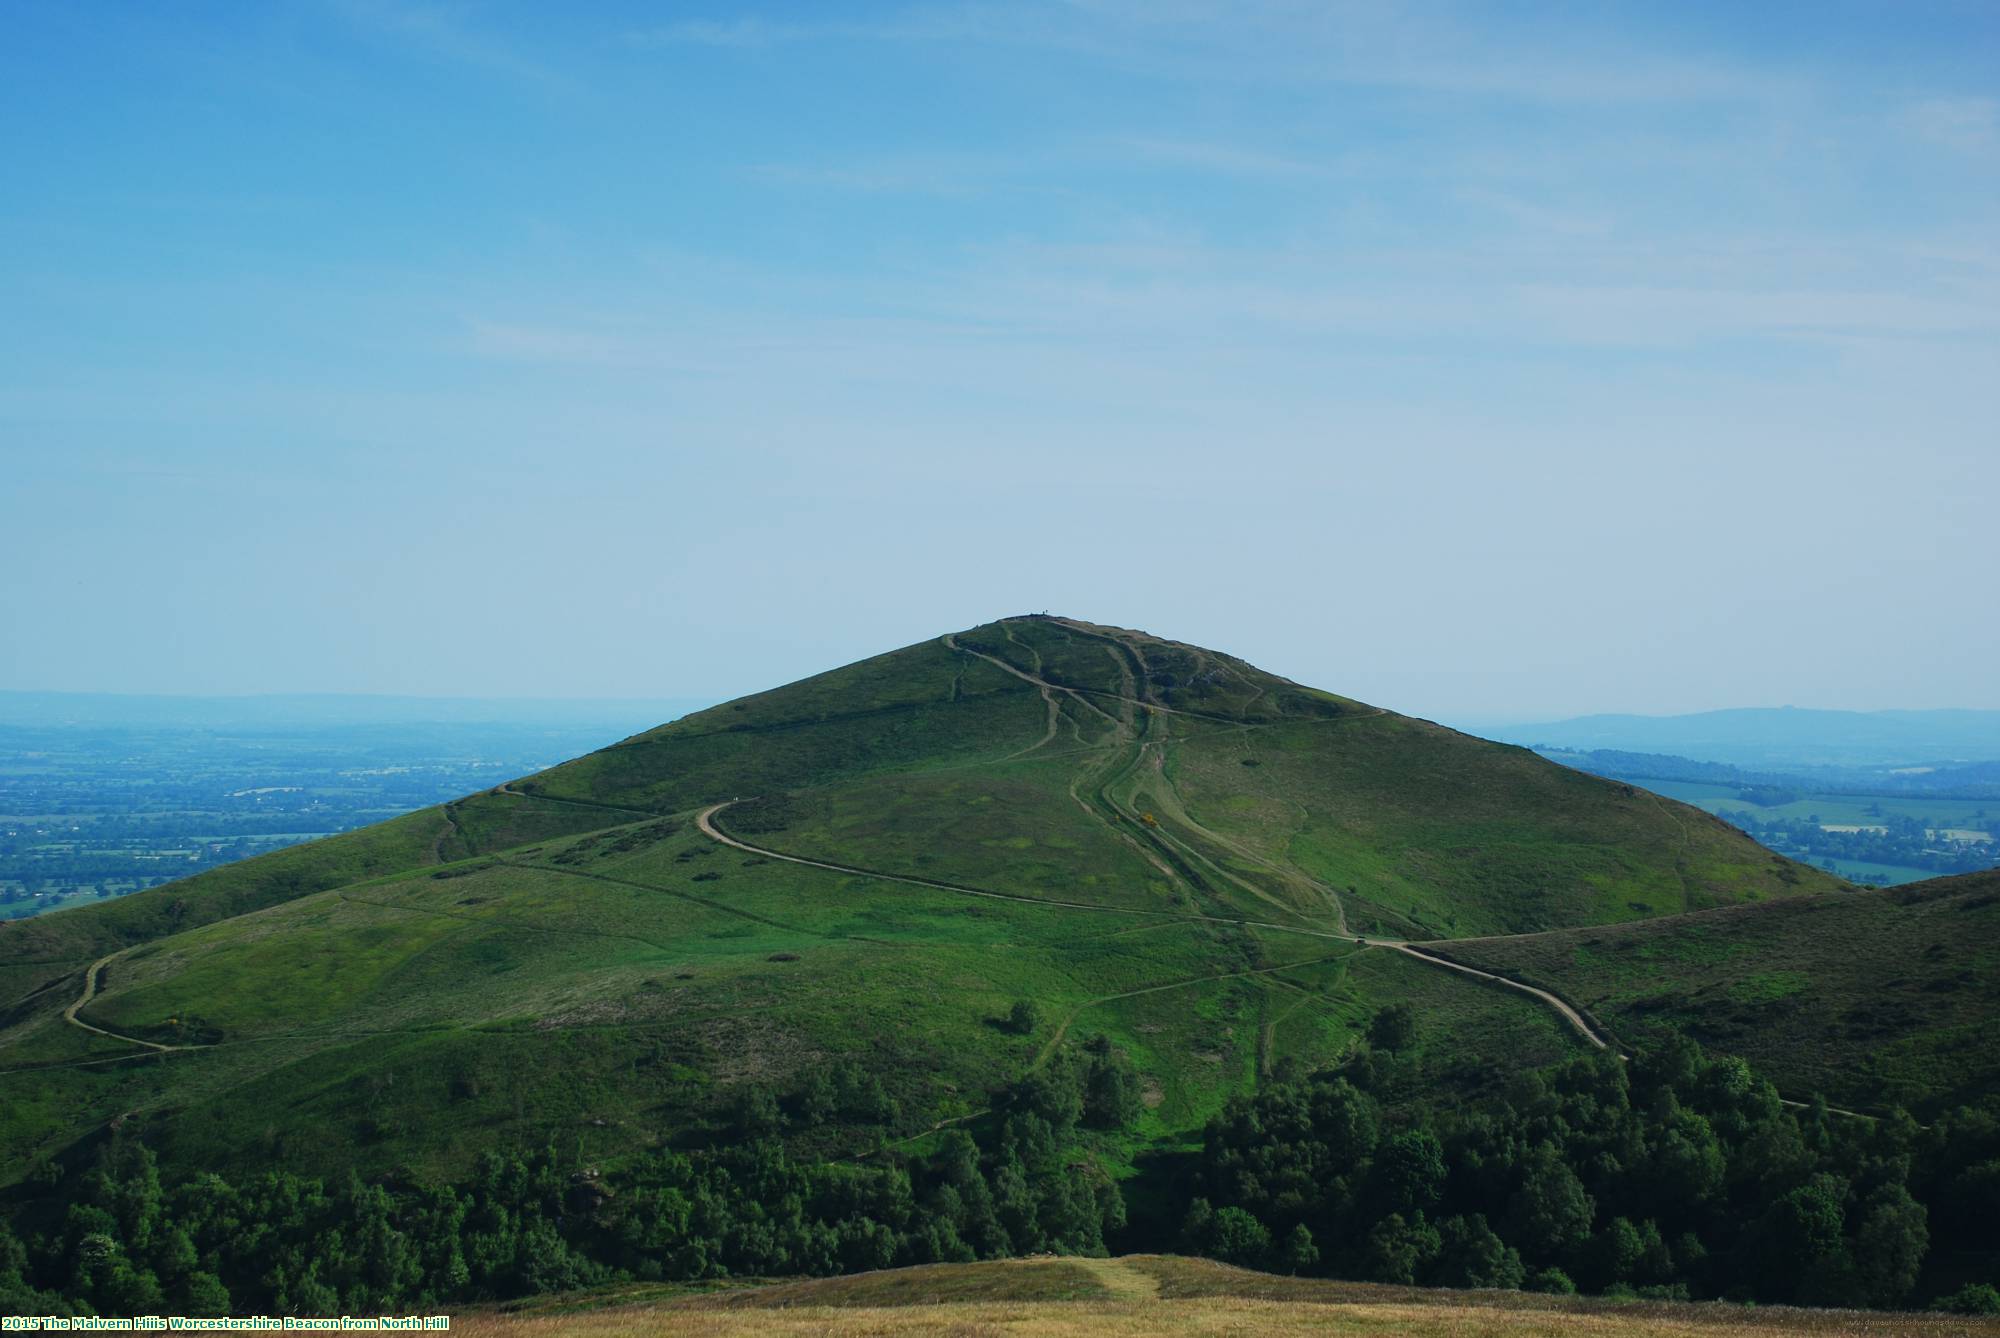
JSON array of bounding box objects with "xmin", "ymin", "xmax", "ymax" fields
[
  {"xmin": 15, "ymin": 616, "xmax": 2000, "ymax": 1324},
  {"xmin": 1431, "ymin": 868, "xmax": 2000, "ymax": 1117},
  {"xmin": 0, "ymin": 615, "xmax": 1840, "ymax": 1191}
]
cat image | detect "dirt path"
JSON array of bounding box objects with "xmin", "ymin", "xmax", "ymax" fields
[
  {"xmin": 1390, "ymin": 945, "xmax": 1613, "ymax": 1049},
  {"xmin": 1070, "ymin": 1255, "xmax": 1162, "ymax": 1301},
  {"xmin": 947, "ymin": 633, "xmax": 1197, "ymax": 891},
  {"xmin": 998, "ymin": 620, "xmax": 1045, "ymax": 675},
  {"xmin": 1132, "ymin": 727, "xmax": 1350, "ymax": 932},
  {"xmin": 42, "ymin": 648, "xmax": 1865, "ymax": 1121},
  {"xmin": 62, "ymin": 952, "xmax": 188, "ymax": 1055},
  {"xmin": 945, "ymin": 631, "xmax": 1281, "ymax": 731},
  {"xmin": 944, "ymin": 634, "xmax": 1123, "ymax": 729},
  {"xmin": 697, "ymin": 804, "xmax": 1363, "ymax": 948},
  {"xmin": 1390, "ymin": 946, "xmax": 1891, "ymax": 1120},
  {"xmin": 973, "ymin": 623, "xmax": 1354, "ymax": 932},
  {"xmin": 492, "ymin": 782, "xmax": 660, "ymax": 821},
  {"xmin": 691, "ymin": 805, "xmax": 1656, "ymax": 1059},
  {"xmin": 999, "ymin": 685, "xmax": 1064, "ymax": 761},
  {"xmin": 988, "ymin": 628, "xmax": 1237, "ymax": 920},
  {"xmin": 1260, "ymin": 976, "xmax": 1333, "ymax": 1079},
  {"xmin": 1035, "ymin": 952, "xmax": 1358, "ymax": 1066},
  {"xmin": 430, "ymin": 801, "xmax": 463, "ymax": 864}
]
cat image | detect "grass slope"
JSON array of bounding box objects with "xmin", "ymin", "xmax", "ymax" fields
[
  {"xmin": 1433, "ymin": 869, "xmax": 2000, "ymax": 1116},
  {"xmin": 0, "ymin": 616, "xmax": 1844, "ymax": 1188},
  {"xmin": 0, "ymin": 791, "xmax": 625, "ymax": 1005},
  {"xmin": 464, "ymin": 1255, "xmax": 2000, "ymax": 1337}
]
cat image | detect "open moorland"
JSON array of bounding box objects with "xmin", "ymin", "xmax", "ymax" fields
[
  {"xmin": 1, "ymin": 617, "xmax": 1991, "ymax": 1319},
  {"xmin": 0, "ymin": 617, "xmax": 1833, "ymax": 1184},
  {"xmin": 1432, "ymin": 869, "xmax": 2000, "ymax": 1116},
  {"xmin": 463, "ymin": 1256, "xmax": 2000, "ymax": 1338}
]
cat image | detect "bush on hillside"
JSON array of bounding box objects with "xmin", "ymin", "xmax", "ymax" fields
[
  {"xmin": 1937, "ymin": 1283, "xmax": 2000, "ymax": 1314},
  {"xmin": 1004, "ymin": 1000, "xmax": 1039, "ymax": 1035}
]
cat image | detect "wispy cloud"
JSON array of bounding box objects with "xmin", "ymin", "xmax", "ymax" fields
[
  {"xmin": 457, "ymin": 223, "xmax": 2000, "ymax": 404},
  {"xmin": 628, "ymin": 3, "xmax": 1791, "ymax": 106},
  {"xmin": 1456, "ymin": 189, "xmax": 1613, "ymax": 239},
  {"xmin": 1114, "ymin": 136, "xmax": 1334, "ymax": 180},
  {"xmin": 624, "ymin": 17, "xmax": 829, "ymax": 49},
  {"xmin": 328, "ymin": 0, "xmax": 572, "ymax": 89},
  {"xmin": 1901, "ymin": 96, "xmax": 2000, "ymax": 154},
  {"xmin": 743, "ymin": 155, "xmax": 1012, "ymax": 197},
  {"xmin": 463, "ymin": 320, "xmax": 716, "ymax": 373},
  {"xmin": 739, "ymin": 137, "xmax": 1309, "ymax": 198}
]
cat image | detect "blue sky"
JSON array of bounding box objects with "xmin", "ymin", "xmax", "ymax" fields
[{"xmin": 3, "ymin": 1, "xmax": 1995, "ymax": 721}]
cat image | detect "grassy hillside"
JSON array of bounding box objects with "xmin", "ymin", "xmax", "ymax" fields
[
  {"xmin": 531, "ymin": 617, "xmax": 1836, "ymax": 939},
  {"xmin": 0, "ymin": 616, "xmax": 1845, "ymax": 1192},
  {"xmin": 1432, "ymin": 869, "xmax": 2000, "ymax": 1116},
  {"xmin": 0, "ymin": 789, "xmax": 623, "ymax": 1004}
]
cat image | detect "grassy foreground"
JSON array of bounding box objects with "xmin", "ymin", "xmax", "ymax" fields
[{"xmin": 460, "ymin": 1256, "xmax": 2000, "ymax": 1337}]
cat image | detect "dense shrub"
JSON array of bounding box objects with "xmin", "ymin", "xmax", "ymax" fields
[
  {"xmin": 8, "ymin": 1034, "xmax": 1991, "ymax": 1315},
  {"xmin": 1176, "ymin": 1034, "xmax": 1993, "ymax": 1308}
]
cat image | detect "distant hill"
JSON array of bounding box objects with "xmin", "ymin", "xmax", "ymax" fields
[
  {"xmin": 1527, "ymin": 748, "xmax": 2000, "ymax": 798},
  {"xmin": 1483, "ymin": 707, "xmax": 2000, "ymax": 771}
]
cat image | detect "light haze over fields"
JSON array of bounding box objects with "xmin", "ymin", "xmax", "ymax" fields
[{"xmin": 3, "ymin": 2, "xmax": 1995, "ymax": 721}]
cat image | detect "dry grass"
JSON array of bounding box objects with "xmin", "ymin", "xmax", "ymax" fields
[
  {"xmin": 451, "ymin": 1257, "xmax": 2000, "ymax": 1338},
  {"xmin": 453, "ymin": 1297, "xmax": 2000, "ymax": 1338}
]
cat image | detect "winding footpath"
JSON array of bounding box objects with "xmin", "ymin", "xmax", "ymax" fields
[
  {"xmin": 46, "ymin": 624, "xmax": 1872, "ymax": 1124},
  {"xmin": 62, "ymin": 952, "xmax": 185, "ymax": 1055},
  {"xmin": 695, "ymin": 804, "xmax": 1888, "ymax": 1124},
  {"xmin": 1389, "ymin": 945, "xmax": 1611, "ymax": 1049},
  {"xmin": 946, "ymin": 629, "xmax": 1363, "ymax": 932},
  {"xmin": 696, "ymin": 801, "xmax": 1622, "ymax": 1053},
  {"xmin": 696, "ymin": 804, "xmax": 1363, "ymax": 948}
]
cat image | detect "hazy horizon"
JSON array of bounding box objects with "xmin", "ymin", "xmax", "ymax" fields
[
  {"xmin": 6, "ymin": 3, "xmax": 1995, "ymax": 720},
  {"xmin": 8, "ymin": 683, "xmax": 2000, "ymax": 740}
]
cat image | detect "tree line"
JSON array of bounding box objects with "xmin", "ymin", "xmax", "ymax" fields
[
  {"xmin": 0, "ymin": 1046, "xmax": 1137, "ymax": 1317},
  {"xmin": 1178, "ymin": 1024, "xmax": 1999, "ymax": 1310},
  {"xmin": 4, "ymin": 1027, "xmax": 1996, "ymax": 1317}
]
